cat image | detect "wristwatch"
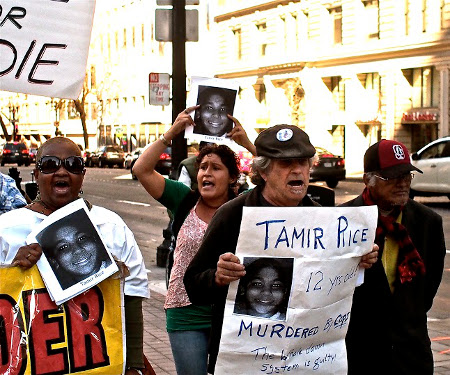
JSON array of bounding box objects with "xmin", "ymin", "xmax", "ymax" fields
[{"xmin": 127, "ymin": 367, "xmax": 144, "ymax": 375}]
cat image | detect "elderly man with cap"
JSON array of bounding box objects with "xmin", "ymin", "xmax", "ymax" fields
[
  {"xmin": 342, "ymin": 139, "xmax": 446, "ymax": 375},
  {"xmin": 184, "ymin": 125, "xmax": 378, "ymax": 374}
]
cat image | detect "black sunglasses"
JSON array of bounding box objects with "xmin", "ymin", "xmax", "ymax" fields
[{"xmin": 37, "ymin": 156, "xmax": 85, "ymax": 174}]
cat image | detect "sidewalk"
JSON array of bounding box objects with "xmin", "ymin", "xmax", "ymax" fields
[{"xmin": 142, "ymin": 284, "xmax": 450, "ymax": 375}]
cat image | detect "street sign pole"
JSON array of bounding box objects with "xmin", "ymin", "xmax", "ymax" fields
[{"xmin": 171, "ymin": 0, "xmax": 187, "ymax": 177}]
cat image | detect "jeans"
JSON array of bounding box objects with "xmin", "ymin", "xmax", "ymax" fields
[{"xmin": 168, "ymin": 329, "xmax": 209, "ymax": 375}]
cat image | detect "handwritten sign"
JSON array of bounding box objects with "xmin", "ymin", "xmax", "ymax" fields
[
  {"xmin": 0, "ymin": 0, "xmax": 96, "ymax": 99},
  {"xmin": 216, "ymin": 206, "xmax": 377, "ymax": 374},
  {"xmin": 0, "ymin": 265, "xmax": 125, "ymax": 375}
]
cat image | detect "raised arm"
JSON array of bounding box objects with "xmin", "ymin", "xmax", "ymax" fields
[{"xmin": 133, "ymin": 106, "xmax": 198, "ymax": 199}]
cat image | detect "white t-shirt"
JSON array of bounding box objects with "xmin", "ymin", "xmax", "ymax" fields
[{"xmin": 0, "ymin": 205, "xmax": 149, "ymax": 298}]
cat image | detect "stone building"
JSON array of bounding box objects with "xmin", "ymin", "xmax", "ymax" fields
[{"xmin": 212, "ymin": 0, "xmax": 450, "ymax": 175}]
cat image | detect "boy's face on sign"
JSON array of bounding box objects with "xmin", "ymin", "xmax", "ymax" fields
[
  {"xmin": 199, "ymin": 94, "xmax": 230, "ymax": 136},
  {"xmin": 245, "ymin": 266, "xmax": 286, "ymax": 318},
  {"xmin": 49, "ymin": 225, "xmax": 102, "ymax": 277}
]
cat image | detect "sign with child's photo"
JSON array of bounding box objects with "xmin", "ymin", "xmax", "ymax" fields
[
  {"xmin": 27, "ymin": 199, "xmax": 118, "ymax": 305},
  {"xmin": 216, "ymin": 206, "xmax": 378, "ymax": 375},
  {"xmin": 185, "ymin": 76, "xmax": 239, "ymax": 143},
  {"xmin": 0, "ymin": 265, "xmax": 125, "ymax": 375}
]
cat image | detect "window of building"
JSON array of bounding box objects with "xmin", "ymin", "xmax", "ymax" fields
[
  {"xmin": 141, "ymin": 24, "xmax": 145, "ymax": 55},
  {"xmin": 303, "ymin": 11, "xmax": 312, "ymax": 40},
  {"xmin": 107, "ymin": 33, "xmax": 111, "ymax": 58},
  {"xmin": 292, "ymin": 13, "xmax": 300, "ymax": 50},
  {"xmin": 329, "ymin": 6, "xmax": 342, "ymax": 45},
  {"xmin": 123, "ymin": 28, "xmax": 127, "ymax": 48},
  {"xmin": 233, "ymin": 28, "xmax": 242, "ymax": 60},
  {"xmin": 422, "ymin": 0, "xmax": 427, "ymax": 33},
  {"xmin": 441, "ymin": 0, "xmax": 447, "ymax": 29},
  {"xmin": 405, "ymin": 0, "xmax": 410, "ymax": 35},
  {"xmin": 362, "ymin": 0, "xmax": 379, "ymax": 39},
  {"xmin": 403, "ymin": 67, "xmax": 439, "ymax": 108},
  {"xmin": 323, "ymin": 76, "xmax": 344, "ymax": 111},
  {"xmin": 90, "ymin": 66, "xmax": 96, "ymax": 89},
  {"xmin": 115, "ymin": 31, "xmax": 119, "ymax": 51},
  {"xmin": 256, "ymin": 22, "xmax": 267, "ymax": 56},
  {"xmin": 132, "ymin": 26, "xmax": 136, "ymax": 47}
]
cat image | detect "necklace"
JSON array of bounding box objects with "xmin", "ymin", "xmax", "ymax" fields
[{"xmin": 28, "ymin": 199, "xmax": 52, "ymax": 215}]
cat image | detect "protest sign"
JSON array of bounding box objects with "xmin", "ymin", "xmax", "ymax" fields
[
  {"xmin": 27, "ymin": 199, "xmax": 119, "ymax": 305},
  {"xmin": 0, "ymin": 0, "xmax": 96, "ymax": 99},
  {"xmin": 216, "ymin": 206, "xmax": 378, "ymax": 375},
  {"xmin": 0, "ymin": 265, "xmax": 125, "ymax": 374},
  {"xmin": 185, "ymin": 76, "xmax": 239, "ymax": 143}
]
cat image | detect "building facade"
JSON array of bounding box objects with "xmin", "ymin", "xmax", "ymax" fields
[
  {"xmin": 0, "ymin": 0, "xmax": 214, "ymax": 152},
  {"xmin": 212, "ymin": 0, "xmax": 450, "ymax": 174}
]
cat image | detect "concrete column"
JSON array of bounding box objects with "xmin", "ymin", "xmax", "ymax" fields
[{"xmin": 438, "ymin": 66, "xmax": 450, "ymax": 137}]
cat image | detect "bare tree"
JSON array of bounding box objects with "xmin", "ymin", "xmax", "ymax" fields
[
  {"xmin": 73, "ymin": 77, "xmax": 90, "ymax": 149},
  {"xmin": 0, "ymin": 114, "xmax": 12, "ymax": 141}
]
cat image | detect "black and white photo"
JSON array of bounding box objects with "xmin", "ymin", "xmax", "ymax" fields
[{"xmin": 233, "ymin": 257, "xmax": 294, "ymax": 320}]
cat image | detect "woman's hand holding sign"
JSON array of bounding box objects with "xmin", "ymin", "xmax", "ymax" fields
[
  {"xmin": 226, "ymin": 115, "xmax": 257, "ymax": 156},
  {"xmin": 215, "ymin": 252, "xmax": 246, "ymax": 287},
  {"xmin": 12, "ymin": 243, "xmax": 42, "ymax": 269}
]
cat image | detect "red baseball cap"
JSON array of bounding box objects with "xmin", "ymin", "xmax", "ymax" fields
[{"xmin": 364, "ymin": 139, "xmax": 423, "ymax": 178}]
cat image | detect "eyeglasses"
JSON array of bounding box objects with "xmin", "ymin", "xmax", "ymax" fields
[
  {"xmin": 37, "ymin": 156, "xmax": 85, "ymax": 174},
  {"xmin": 374, "ymin": 173, "xmax": 414, "ymax": 183}
]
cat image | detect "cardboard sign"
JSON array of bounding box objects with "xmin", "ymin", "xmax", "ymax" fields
[
  {"xmin": 0, "ymin": 265, "xmax": 125, "ymax": 375},
  {"xmin": 216, "ymin": 206, "xmax": 378, "ymax": 375},
  {"xmin": 0, "ymin": 0, "xmax": 96, "ymax": 99}
]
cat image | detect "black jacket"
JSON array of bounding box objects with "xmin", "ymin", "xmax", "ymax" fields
[
  {"xmin": 342, "ymin": 196, "xmax": 446, "ymax": 375},
  {"xmin": 184, "ymin": 185, "xmax": 320, "ymax": 373}
]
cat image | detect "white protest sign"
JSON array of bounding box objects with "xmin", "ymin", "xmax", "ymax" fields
[
  {"xmin": 216, "ymin": 206, "xmax": 378, "ymax": 375},
  {"xmin": 0, "ymin": 0, "xmax": 96, "ymax": 99}
]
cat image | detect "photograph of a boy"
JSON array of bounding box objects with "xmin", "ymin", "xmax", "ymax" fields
[
  {"xmin": 36, "ymin": 209, "xmax": 113, "ymax": 290},
  {"xmin": 233, "ymin": 257, "xmax": 294, "ymax": 321},
  {"xmin": 193, "ymin": 85, "xmax": 237, "ymax": 137}
]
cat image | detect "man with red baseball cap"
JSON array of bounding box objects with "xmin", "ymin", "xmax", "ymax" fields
[{"xmin": 342, "ymin": 139, "xmax": 446, "ymax": 374}]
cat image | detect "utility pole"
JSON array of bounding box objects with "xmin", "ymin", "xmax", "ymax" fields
[{"xmin": 171, "ymin": 0, "xmax": 187, "ymax": 177}]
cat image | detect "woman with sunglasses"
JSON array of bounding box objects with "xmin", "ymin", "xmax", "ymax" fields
[
  {"xmin": 0, "ymin": 137, "xmax": 151, "ymax": 375},
  {"xmin": 133, "ymin": 107, "xmax": 255, "ymax": 375}
]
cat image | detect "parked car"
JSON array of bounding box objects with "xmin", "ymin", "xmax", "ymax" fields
[
  {"xmin": 131, "ymin": 146, "xmax": 172, "ymax": 180},
  {"xmin": 309, "ymin": 146, "xmax": 346, "ymax": 188},
  {"xmin": 29, "ymin": 147, "xmax": 38, "ymax": 163},
  {"xmin": 0, "ymin": 142, "xmax": 31, "ymax": 166},
  {"xmin": 410, "ymin": 136, "xmax": 450, "ymax": 199},
  {"xmin": 91, "ymin": 145, "xmax": 125, "ymax": 168},
  {"xmin": 125, "ymin": 148, "xmax": 144, "ymax": 169},
  {"xmin": 83, "ymin": 149, "xmax": 95, "ymax": 167}
]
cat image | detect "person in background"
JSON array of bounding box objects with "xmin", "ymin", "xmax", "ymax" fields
[
  {"xmin": 184, "ymin": 124, "xmax": 379, "ymax": 373},
  {"xmin": 0, "ymin": 171, "xmax": 27, "ymax": 214},
  {"xmin": 342, "ymin": 139, "xmax": 446, "ymax": 375},
  {"xmin": 133, "ymin": 106, "xmax": 255, "ymax": 375},
  {"xmin": 0, "ymin": 137, "xmax": 150, "ymax": 375}
]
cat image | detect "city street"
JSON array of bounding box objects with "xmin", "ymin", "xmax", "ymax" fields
[{"xmin": 2, "ymin": 165, "xmax": 450, "ymax": 373}]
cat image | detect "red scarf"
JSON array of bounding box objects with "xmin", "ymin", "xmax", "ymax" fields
[{"xmin": 362, "ymin": 188, "xmax": 425, "ymax": 283}]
